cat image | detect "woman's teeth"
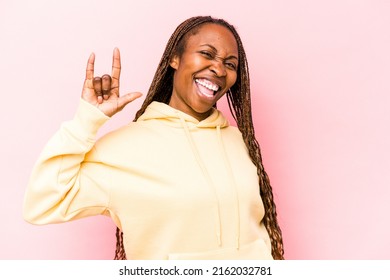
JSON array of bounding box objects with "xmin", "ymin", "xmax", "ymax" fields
[{"xmin": 195, "ymin": 79, "xmax": 219, "ymax": 92}]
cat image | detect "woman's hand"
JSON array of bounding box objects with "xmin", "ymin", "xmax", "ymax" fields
[{"xmin": 81, "ymin": 48, "xmax": 142, "ymax": 117}]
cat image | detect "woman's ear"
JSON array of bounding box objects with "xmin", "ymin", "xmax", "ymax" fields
[{"xmin": 169, "ymin": 55, "xmax": 180, "ymax": 70}]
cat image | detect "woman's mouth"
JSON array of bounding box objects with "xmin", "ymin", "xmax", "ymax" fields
[{"xmin": 195, "ymin": 78, "xmax": 220, "ymax": 98}]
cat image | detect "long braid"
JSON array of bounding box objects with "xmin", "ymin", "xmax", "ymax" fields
[
  {"xmin": 113, "ymin": 227, "xmax": 126, "ymax": 260},
  {"xmin": 225, "ymin": 26, "xmax": 284, "ymax": 260},
  {"xmin": 114, "ymin": 16, "xmax": 284, "ymax": 260}
]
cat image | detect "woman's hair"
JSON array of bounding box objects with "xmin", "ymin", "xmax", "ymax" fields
[{"xmin": 114, "ymin": 16, "xmax": 284, "ymax": 260}]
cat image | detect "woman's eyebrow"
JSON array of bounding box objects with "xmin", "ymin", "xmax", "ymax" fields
[
  {"xmin": 200, "ymin": 43, "xmax": 218, "ymax": 51},
  {"xmin": 200, "ymin": 44, "xmax": 238, "ymax": 61}
]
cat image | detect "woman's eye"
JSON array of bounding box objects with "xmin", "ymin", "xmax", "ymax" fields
[
  {"xmin": 200, "ymin": 51, "xmax": 213, "ymax": 58},
  {"xmin": 226, "ymin": 62, "xmax": 237, "ymax": 70}
]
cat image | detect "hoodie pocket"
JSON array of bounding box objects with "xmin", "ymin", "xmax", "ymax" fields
[{"xmin": 167, "ymin": 239, "xmax": 273, "ymax": 260}]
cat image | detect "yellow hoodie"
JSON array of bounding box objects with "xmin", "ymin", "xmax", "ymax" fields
[{"xmin": 23, "ymin": 98, "xmax": 273, "ymax": 260}]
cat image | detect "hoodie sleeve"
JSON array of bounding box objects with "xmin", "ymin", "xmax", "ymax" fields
[{"xmin": 23, "ymin": 98, "xmax": 111, "ymax": 225}]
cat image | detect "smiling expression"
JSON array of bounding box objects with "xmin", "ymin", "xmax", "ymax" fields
[{"xmin": 169, "ymin": 23, "xmax": 239, "ymax": 121}]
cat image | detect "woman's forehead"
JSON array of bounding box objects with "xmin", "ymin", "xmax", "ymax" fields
[{"xmin": 185, "ymin": 23, "xmax": 238, "ymax": 54}]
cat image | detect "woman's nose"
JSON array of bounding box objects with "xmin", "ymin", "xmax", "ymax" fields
[{"xmin": 210, "ymin": 59, "xmax": 227, "ymax": 77}]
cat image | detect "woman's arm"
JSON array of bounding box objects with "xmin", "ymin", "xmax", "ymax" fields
[
  {"xmin": 23, "ymin": 99, "xmax": 110, "ymax": 224},
  {"xmin": 23, "ymin": 49, "xmax": 142, "ymax": 224}
]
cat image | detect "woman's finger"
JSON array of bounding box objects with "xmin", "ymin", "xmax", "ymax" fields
[
  {"xmin": 85, "ymin": 53, "xmax": 95, "ymax": 80},
  {"xmin": 111, "ymin": 48, "xmax": 121, "ymax": 94},
  {"xmin": 82, "ymin": 53, "xmax": 95, "ymax": 95},
  {"xmin": 93, "ymin": 77, "xmax": 103, "ymax": 103},
  {"xmin": 101, "ymin": 74, "xmax": 112, "ymax": 100}
]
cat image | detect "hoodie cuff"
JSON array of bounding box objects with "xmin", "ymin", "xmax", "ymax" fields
[{"xmin": 72, "ymin": 98, "xmax": 110, "ymax": 141}]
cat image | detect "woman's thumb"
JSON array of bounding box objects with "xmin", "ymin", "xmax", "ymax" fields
[{"xmin": 117, "ymin": 92, "xmax": 143, "ymax": 111}]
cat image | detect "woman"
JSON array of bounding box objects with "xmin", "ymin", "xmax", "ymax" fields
[{"xmin": 23, "ymin": 16, "xmax": 284, "ymax": 260}]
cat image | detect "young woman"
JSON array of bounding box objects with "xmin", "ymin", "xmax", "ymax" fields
[{"xmin": 23, "ymin": 16, "xmax": 284, "ymax": 260}]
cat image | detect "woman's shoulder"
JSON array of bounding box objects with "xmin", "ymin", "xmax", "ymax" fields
[
  {"xmin": 223, "ymin": 125, "xmax": 243, "ymax": 136},
  {"xmin": 95, "ymin": 121, "xmax": 149, "ymax": 147},
  {"xmin": 84, "ymin": 122, "xmax": 154, "ymax": 162}
]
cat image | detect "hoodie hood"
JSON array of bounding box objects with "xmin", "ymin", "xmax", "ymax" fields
[{"xmin": 137, "ymin": 101, "xmax": 229, "ymax": 128}]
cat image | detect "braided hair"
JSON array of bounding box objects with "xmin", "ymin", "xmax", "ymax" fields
[{"xmin": 114, "ymin": 16, "xmax": 284, "ymax": 260}]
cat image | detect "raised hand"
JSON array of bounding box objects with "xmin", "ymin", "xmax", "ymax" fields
[{"xmin": 81, "ymin": 48, "xmax": 142, "ymax": 117}]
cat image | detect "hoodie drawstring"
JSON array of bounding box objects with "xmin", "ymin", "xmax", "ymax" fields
[
  {"xmin": 178, "ymin": 114, "xmax": 222, "ymax": 246},
  {"xmin": 178, "ymin": 112, "xmax": 241, "ymax": 249},
  {"xmin": 216, "ymin": 125, "xmax": 241, "ymax": 249}
]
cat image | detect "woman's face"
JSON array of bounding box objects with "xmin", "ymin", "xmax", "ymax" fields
[{"xmin": 169, "ymin": 23, "xmax": 239, "ymax": 121}]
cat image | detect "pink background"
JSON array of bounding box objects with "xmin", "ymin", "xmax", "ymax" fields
[{"xmin": 1, "ymin": 0, "xmax": 389, "ymax": 259}]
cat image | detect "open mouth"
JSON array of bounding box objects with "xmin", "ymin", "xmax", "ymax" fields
[{"xmin": 195, "ymin": 78, "xmax": 220, "ymax": 98}]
